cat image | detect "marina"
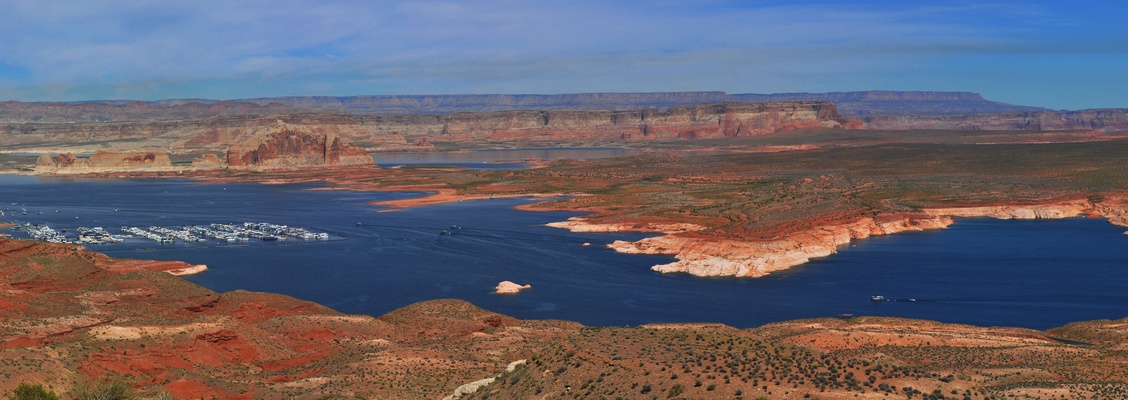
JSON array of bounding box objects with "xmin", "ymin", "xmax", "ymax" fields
[{"xmin": 15, "ymin": 221, "xmax": 334, "ymax": 245}]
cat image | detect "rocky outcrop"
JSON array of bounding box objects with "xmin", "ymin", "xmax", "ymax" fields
[
  {"xmin": 442, "ymin": 360, "xmax": 526, "ymax": 400},
  {"xmin": 494, "ymin": 281, "xmax": 531, "ymax": 294},
  {"xmin": 190, "ymin": 153, "xmax": 223, "ymax": 170},
  {"xmin": 552, "ymin": 199, "xmax": 1128, "ymax": 279},
  {"xmin": 36, "ymin": 152, "xmax": 84, "ymax": 173},
  {"xmin": 224, "ymin": 121, "xmax": 375, "ymax": 170},
  {"xmin": 602, "ymin": 215, "xmax": 954, "ymax": 278},
  {"xmin": 926, "ymin": 198, "xmax": 1128, "ymax": 234},
  {"xmin": 922, "ymin": 199, "xmax": 1092, "ymax": 220},
  {"xmin": 35, "ymin": 150, "xmax": 173, "ymax": 174},
  {"xmin": 545, "ymin": 218, "xmax": 705, "ymax": 234}
]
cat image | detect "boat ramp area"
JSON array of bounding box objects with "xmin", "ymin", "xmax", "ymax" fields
[{"xmin": 14, "ymin": 222, "xmax": 333, "ymax": 245}]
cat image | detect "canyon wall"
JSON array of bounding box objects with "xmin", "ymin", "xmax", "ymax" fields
[
  {"xmin": 859, "ymin": 109, "xmax": 1128, "ymax": 131},
  {"xmin": 0, "ymin": 100, "xmax": 300, "ymax": 123},
  {"xmin": 224, "ymin": 121, "xmax": 375, "ymax": 170},
  {"xmin": 1, "ymin": 102, "xmax": 851, "ymax": 153},
  {"xmin": 0, "ymin": 91, "xmax": 1044, "ymax": 123},
  {"xmin": 732, "ymin": 91, "xmax": 1044, "ymax": 115},
  {"xmin": 433, "ymin": 101, "xmax": 851, "ymax": 142},
  {"xmin": 34, "ymin": 150, "xmax": 174, "ymax": 174}
]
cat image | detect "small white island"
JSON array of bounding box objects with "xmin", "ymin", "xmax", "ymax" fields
[{"xmin": 495, "ymin": 281, "xmax": 531, "ymax": 294}]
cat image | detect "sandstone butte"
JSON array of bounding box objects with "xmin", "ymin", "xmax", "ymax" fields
[
  {"xmin": 494, "ymin": 280, "xmax": 531, "ymax": 294},
  {"xmin": 223, "ymin": 120, "xmax": 375, "ymax": 170},
  {"xmin": 35, "ymin": 150, "xmax": 175, "ymax": 174},
  {"xmin": 548, "ymin": 199, "xmax": 1128, "ymax": 278}
]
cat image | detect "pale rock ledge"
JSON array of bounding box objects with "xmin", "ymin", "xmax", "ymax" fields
[
  {"xmin": 495, "ymin": 281, "xmax": 531, "ymax": 294},
  {"xmin": 546, "ymin": 198, "xmax": 1128, "ymax": 278}
]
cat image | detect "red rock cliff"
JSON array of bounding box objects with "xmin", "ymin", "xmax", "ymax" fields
[
  {"xmin": 434, "ymin": 101, "xmax": 851, "ymax": 143},
  {"xmin": 225, "ymin": 121, "xmax": 375, "ymax": 170},
  {"xmin": 35, "ymin": 150, "xmax": 172, "ymax": 174}
]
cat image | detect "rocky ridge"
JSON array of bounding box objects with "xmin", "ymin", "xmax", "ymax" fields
[
  {"xmin": 860, "ymin": 108, "xmax": 1128, "ymax": 131},
  {"xmin": 223, "ymin": 121, "xmax": 375, "ymax": 170},
  {"xmin": 435, "ymin": 101, "xmax": 855, "ymax": 142},
  {"xmin": 34, "ymin": 150, "xmax": 175, "ymax": 174},
  {"xmin": 0, "ymin": 91, "xmax": 1042, "ymax": 123}
]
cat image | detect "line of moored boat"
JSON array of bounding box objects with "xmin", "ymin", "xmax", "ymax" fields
[{"xmin": 13, "ymin": 222, "xmax": 331, "ymax": 245}]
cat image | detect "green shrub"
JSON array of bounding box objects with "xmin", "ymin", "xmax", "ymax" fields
[
  {"xmin": 9, "ymin": 383, "xmax": 60, "ymax": 400},
  {"xmin": 71, "ymin": 379, "xmax": 134, "ymax": 400}
]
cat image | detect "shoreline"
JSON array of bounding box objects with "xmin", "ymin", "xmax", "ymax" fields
[
  {"xmin": 546, "ymin": 198, "xmax": 1128, "ymax": 278},
  {"xmin": 370, "ymin": 188, "xmax": 564, "ymax": 211}
]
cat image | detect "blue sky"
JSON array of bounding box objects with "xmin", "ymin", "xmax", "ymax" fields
[{"xmin": 0, "ymin": 1, "xmax": 1124, "ymax": 109}]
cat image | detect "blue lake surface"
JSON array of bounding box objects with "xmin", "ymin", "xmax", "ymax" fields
[{"xmin": 2, "ymin": 174, "xmax": 1126, "ymax": 330}]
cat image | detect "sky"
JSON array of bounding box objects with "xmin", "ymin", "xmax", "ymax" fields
[{"xmin": 0, "ymin": 0, "xmax": 1124, "ymax": 109}]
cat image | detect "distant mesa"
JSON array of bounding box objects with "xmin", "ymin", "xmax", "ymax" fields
[
  {"xmin": 224, "ymin": 120, "xmax": 375, "ymax": 170},
  {"xmin": 495, "ymin": 281, "xmax": 531, "ymax": 294},
  {"xmin": 0, "ymin": 91, "xmax": 1047, "ymax": 123},
  {"xmin": 35, "ymin": 150, "xmax": 174, "ymax": 174}
]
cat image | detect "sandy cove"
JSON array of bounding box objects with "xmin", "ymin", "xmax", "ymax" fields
[
  {"xmin": 548, "ymin": 198, "xmax": 1128, "ymax": 278},
  {"xmin": 371, "ymin": 188, "xmax": 562, "ymax": 211}
]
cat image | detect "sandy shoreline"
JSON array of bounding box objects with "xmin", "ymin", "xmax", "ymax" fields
[{"xmin": 370, "ymin": 189, "xmax": 563, "ymax": 211}]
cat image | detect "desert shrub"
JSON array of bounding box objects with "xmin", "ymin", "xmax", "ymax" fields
[
  {"xmin": 9, "ymin": 383, "xmax": 60, "ymax": 400},
  {"xmin": 71, "ymin": 379, "xmax": 134, "ymax": 400},
  {"xmin": 667, "ymin": 384, "xmax": 684, "ymax": 398}
]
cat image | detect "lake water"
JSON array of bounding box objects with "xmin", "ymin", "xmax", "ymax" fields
[{"xmin": 2, "ymin": 174, "xmax": 1126, "ymax": 330}]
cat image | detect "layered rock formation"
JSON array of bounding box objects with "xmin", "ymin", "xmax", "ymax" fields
[
  {"xmin": 34, "ymin": 150, "xmax": 174, "ymax": 174},
  {"xmin": 732, "ymin": 91, "xmax": 1044, "ymax": 115},
  {"xmin": 224, "ymin": 121, "xmax": 375, "ymax": 170},
  {"xmin": 0, "ymin": 100, "xmax": 300, "ymax": 123},
  {"xmin": 0, "ymin": 91, "xmax": 1045, "ymax": 122},
  {"xmin": 237, "ymin": 91, "xmax": 1043, "ymax": 115},
  {"xmin": 923, "ymin": 199, "xmax": 1092, "ymax": 220},
  {"xmin": 860, "ymin": 108, "xmax": 1128, "ymax": 131},
  {"xmin": 189, "ymin": 153, "xmax": 223, "ymax": 169},
  {"xmin": 563, "ymin": 215, "xmax": 954, "ymax": 278},
  {"xmin": 549, "ymin": 199, "xmax": 1128, "ymax": 278},
  {"xmin": 436, "ymin": 101, "xmax": 853, "ymax": 143}
]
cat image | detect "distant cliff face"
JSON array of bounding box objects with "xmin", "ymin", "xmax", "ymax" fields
[
  {"xmin": 731, "ymin": 91, "xmax": 1045, "ymax": 115},
  {"xmin": 0, "ymin": 100, "xmax": 301, "ymax": 123},
  {"xmin": 859, "ymin": 109, "xmax": 1128, "ymax": 130},
  {"xmin": 35, "ymin": 150, "xmax": 174, "ymax": 174},
  {"xmin": 224, "ymin": 121, "xmax": 375, "ymax": 170},
  {"xmin": 428, "ymin": 101, "xmax": 851, "ymax": 142},
  {"xmin": 0, "ymin": 91, "xmax": 1046, "ymax": 122}
]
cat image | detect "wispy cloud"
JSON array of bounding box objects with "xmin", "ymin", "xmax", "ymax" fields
[{"xmin": 0, "ymin": 1, "xmax": 1123, "ymax": 108}]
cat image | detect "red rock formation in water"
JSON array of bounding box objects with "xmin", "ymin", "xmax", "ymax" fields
[{"xmin": 225, "ymin": 121, "xmax": 375, "ymax": 170}]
